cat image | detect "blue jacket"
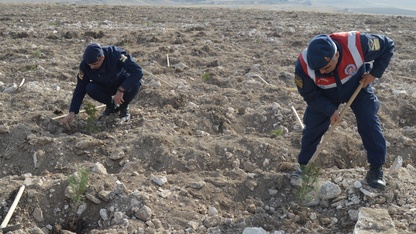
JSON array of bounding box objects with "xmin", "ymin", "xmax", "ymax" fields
[
  {"xmin": 69, "ymin": 46, "xmax": 143, "ymax": 113},
  {"xmin": 295, "ymin": 32, "xmax": 394, "ymax": 117}
]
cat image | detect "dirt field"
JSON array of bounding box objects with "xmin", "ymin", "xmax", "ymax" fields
[{"xmin": 0, "ymin": 3, "xmax": 415, "ymax": 234}]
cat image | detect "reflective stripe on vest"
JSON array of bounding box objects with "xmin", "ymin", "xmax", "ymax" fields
[{"xmin": 300, "ymin": 31, "xmax": 364, "ymax": 89}]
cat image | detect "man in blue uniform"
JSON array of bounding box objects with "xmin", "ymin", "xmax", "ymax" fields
[
  {"xmin": 61, "ymin": 43, "xmax": 143, "ymax": 124},
  {"xmin": 294, "ymin": 31, "xmax": 394, "ymax": 189}
]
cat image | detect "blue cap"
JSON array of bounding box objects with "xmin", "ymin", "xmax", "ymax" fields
[
  {"xmin": 306, "ymin": 35, "xmax": 337, "ymax": 70},
  {"xmin": 83, "ymin": 43, "xmax": 103, "ymax": 64}
]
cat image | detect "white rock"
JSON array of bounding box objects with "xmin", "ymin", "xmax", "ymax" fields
[
  {"xmin": 113, "ymin": 211, "xmax": 125, "ymax": 224},
  {"xmin": 389, "ymin": 156, "xmax": 403, "ymax": 174},
  {"xmin": 189, "ymin": 181, "xmax": 206, "ymax": 189},
  {"xmin": 392, "ymin": 89, "xmax": 406, "ymax": 96},
  {"xmin": 263, "ymin": 158, "xmax": 270, "ymax": 167},
  {"xmin": 109, "ymin": 150, "xmax": 125, "ymax": 160},
  {"xmin": 354, "ymin": 180, "xmax": 362, "ymax": 188},
  {"xmin": 157, "ymin": 188, "xmax": 172, "ymax": 198},
  {"xmin": 350, "ymin": 194, "xmax": 361, "ymax": 205},
  {"xmin": 290, "ymin": 176, "xmax": 302, "ymax": 187},
  {"xmin": 32, "ymin": 207, "xmax": 44, "ymax": 222},
  {"xmin": 360, "ymin": 188, "xmax": 378, "ymax": 198},
  {"xmin": 114, "ymin": 180, "xmax": 128, "ymax": 194},
  {"xmin": 148, "ymin": 79, "xmax": 161, "ymax": 87},
  {"xmin": 0, "ymin": 125, "xmax": 10, "ymax": 133},
  {"xmin": 151, "ymin": 174, "xmax": 167, "ymax": 186},
  {"xmin": 348, "ymin": 209, "xmax": 359, "ymax": 221},
  {"xmin": 187, "ymin": 221, "xmax": 199, "ymax": 230},
  {"xmin": 195, "ymin": 130, "xmax": 210, "ymax": 136},
  {"xmin": 319, "ymin": 181, "xmax": 342, "ymax": 200},
  {"xmin": 227, "ymin": 106, "xmax": 235, "ymax": 113},
  {"xmin": 86, "ymin": 193, "xmax": 101, "ymax": 204},
  {"xmin": 268, "ymin": 189, "xmax": 278, "ymax": 196},
  {"xmin": 100, "ymin": 209, "xmax": 108, "ymax": 221},
  {"xmin": 135, "ymin": 205, "xmax": 152, "ymax": 221},
  {"xmin": 208, "ymin": 206, "xmax": 218, "ymax": 216},
  {"xmin": 76, "ymin": 202, "xmax": 87, "ymax": 216},
  {"xmin": 242, "ymin": 227, "xmax": 268, "ymax": 234},
  {"xmin": 334, "ymin": 176, "xmax": 343, "ymax": 183},
  {"xmin": 354, "ymin": 207, "xmax": 397, "ymax": 233},
  {"xmin": 187, "ymin": 101, "xmax": 198, "ymax": 107},
  {"xmin": 271, "ymin": 102, "xmax": 281, "ymax": 111},
  {"xmin": 399, "ymin": 136, "xmax": 413, "ymax": 146},
  {"xmin": 92, "ymin": 162, "xmax": 108, "ymax": 174},
  {"xmin": 3, "ymin": 83, "xmax": 17, "ymax": 93}
]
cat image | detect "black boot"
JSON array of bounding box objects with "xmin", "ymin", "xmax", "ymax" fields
[
  {"xmin": 119, "ymin": 106, "xmax": 130, "ymax": 121},
  {"xmin": 102, "ymin": 99, "xmax": 119, "ymax": 116},
  {"xmin": 290, "ymin": 167, "xmax": 302, "ymax": 187},
  {"xmin": 366, "ymin": 167, "xmax": 386, "ymax": 189}
]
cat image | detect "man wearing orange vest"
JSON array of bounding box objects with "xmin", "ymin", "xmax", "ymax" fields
[{"xmin": 294, "ymin": 31, "xmax": 394, "ymax": 189}]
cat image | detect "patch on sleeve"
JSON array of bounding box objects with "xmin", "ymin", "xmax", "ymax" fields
[
  {"xmin": 77, "ymin": 70, "xmax": 84, "ymax": 80},
  {"xmin": 295, "ymin": 73, "xmax": 303, "ymax": 88},
  {"xmin": 368, "ymin": 38, "xmax": 380, "ymax": 51},
  {"xmin": 119, "ymin": 54, "xmax": 128, "ymax": 63}
]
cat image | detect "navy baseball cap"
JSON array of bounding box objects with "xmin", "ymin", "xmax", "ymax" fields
[
  {"xmin": 306, "ymin": 35, "xmax": 337, "ymax": 70},
  {"xmin": 83, "ymin": 43, "xmax": 103, "ymax": 64}
]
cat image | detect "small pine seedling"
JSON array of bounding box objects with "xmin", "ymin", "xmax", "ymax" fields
[
  {"xmin": 295, "ymin": 163, "xmax": 321, "ymax": 202},
  {"xmin": 84, "ymin": 102, "xmax": 99, "ymax": 133},
  {"xmin": 67, "ymin": 168, "xmax": 89, "ymax": 206},
  {"xmin": 201, "ymin": 72, "xmax": 211, "ymax": 81},
  {"xmin": 271, "ymin": 129, "xmax": 283, "ymax": 136},
  {"xmin": 33, "ymin": 49, "xmax": 42, "ymax": 59}
]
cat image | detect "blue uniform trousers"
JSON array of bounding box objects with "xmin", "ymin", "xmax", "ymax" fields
[
  {"xmin": 86, "ymin": 78, "xmax": 141, "ymax": 109},
  {"xmin": 298, "ymin": 89, "xmax": 386, "ymax": 167}
]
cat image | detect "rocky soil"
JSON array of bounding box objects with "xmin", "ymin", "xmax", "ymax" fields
[{"xmin": 0, "ymin": 3, "xmax": 415, "ymax": 234}]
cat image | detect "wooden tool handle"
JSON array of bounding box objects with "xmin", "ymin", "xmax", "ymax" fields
[
  {"xmin": 1, "ymin": 185, "xmax": 25, "ymax": 228},
  {"xmin": 51, "ymin": 104, "xmax": 106, "ymax": 120}
]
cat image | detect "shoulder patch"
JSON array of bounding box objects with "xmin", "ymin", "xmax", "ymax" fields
[
  {"xmin": 119, "ymin": 54, "xmax": 128, "ymax": 63},
  {"xmin": 368, "ymin": 38, "xmax": 380, "ymax": 51},
  {"xmin": 295, "ymin": 73, "xmax": 303, "ymax": 88},
  {"xmin": 77, "ymin": 70, "xmax": 84, "ymax": 80}
]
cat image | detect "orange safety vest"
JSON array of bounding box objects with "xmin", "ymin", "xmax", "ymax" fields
[{"xmin": 299, "ymin": 31, "xmax": 365, "ymax": 89}]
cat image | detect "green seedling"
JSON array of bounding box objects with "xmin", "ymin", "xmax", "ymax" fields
[
  {"xmin": 84, "ymin": 102, "xmax": 99, "ymax": 133},
  {"xmin": 18, "ymin": 65, "xmax": 37, "ymax": 72},
  {"xmin": 67, "ymin": 168, "xmax": 89, "ymax": 206},
  {"xmin": 201, "ymin": 72, "xmax": 211, "ymax": 81},
  {"xmin": 33, "ymin": 49, "xmax": 42, "ymax": 59},
  {"xmin": 271, "ymin": 129, "xmax": 283, "ymax": 136},
  {"xmin": 296, "ymin": 163, "xmax": 321, "ymax": 202}
]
